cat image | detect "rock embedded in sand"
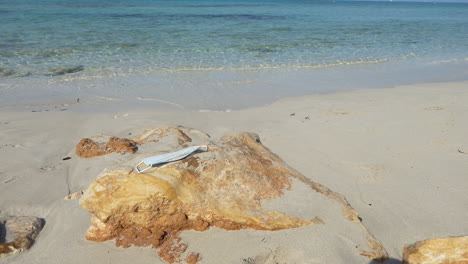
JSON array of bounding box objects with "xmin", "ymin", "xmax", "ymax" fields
[
  {"xmin": 79, "ymin": 128, "xmax": 388, "ymax": 263},
  {"xmin": 184, "ymin": 252, "xmax": 201, "ymax": 264},
  {"xmin": 0, "ymin": 216, "xmax": 44, "ymax": 258},
  {"xmin": 76, "ymin": 136, "xmax": 138, "ymax": 158},
  {"xmin": 76, "ymin": 127, "xmax": 196, "ymax": 159},
  {"xmin": 64, "ymin": 190, "xmax": 84, "ymax": 200},
  {"xmin": 402, "ymin": 236, "xmax": 468, "ymax": 264}
]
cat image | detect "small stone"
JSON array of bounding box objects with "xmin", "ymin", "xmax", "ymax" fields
[
  {"xmin": 64, "ymin": 190, "xmax": 84, "ymax": 200},
  {"xmin": 0, "ymin": 216, "xmax": 44, "ymax": 258},
  {"xmin": 185, "ymin": 252, "xmax": 201, "ymax": 264}
]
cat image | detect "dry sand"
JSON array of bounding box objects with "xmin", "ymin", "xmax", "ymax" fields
[{"xmin": 0, "ymin": 81, "xmax": 467, "ymax": 263}]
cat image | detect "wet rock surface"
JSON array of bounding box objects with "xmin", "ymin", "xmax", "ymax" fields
[
  {"xmin": 402, "ymin": 236, "xmax": 468, "ymax": 264},
  {"xmin": 79, "ymin": 127, "xmax": 388, "ymax": 263},
  {"xmin": 0, "ymin": 67, "xmax": 15, "ymax": 77},
  {"xmin": 45, "ymin": 65, "xmax": 84, "ymax": 76},
  {"xmin": 0, "ymin": 216, "xmax": 44, "ymax": 258}
]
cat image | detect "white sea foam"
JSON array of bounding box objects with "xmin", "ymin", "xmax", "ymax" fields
[{"xmin": 430, "ymin": 57, "xmax": 468, "ymax": 65}]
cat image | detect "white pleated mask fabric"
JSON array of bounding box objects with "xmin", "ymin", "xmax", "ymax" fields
[{"xmin": 135, "ymin": 145, "xmax": 208, "ymax": 173}]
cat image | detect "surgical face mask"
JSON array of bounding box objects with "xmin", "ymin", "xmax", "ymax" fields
[{"xmin": 135, "ymin": 145, "xmax": 208, "ymax": 173}]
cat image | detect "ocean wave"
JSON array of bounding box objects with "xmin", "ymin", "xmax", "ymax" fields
[
  {"xmin": 38, "ymin": 57, "xmax": 395, "ymax": 83},
  {"xmin": 179, "ymin": 4, "xmax": 275, "ymax": 8},
  {"xmin": 430, "ymin": 58, "xmax": 468, "ymax": 65},
  {"xmin": 159, "ymin": 58, "xmax": 391, "ymax": 72},
  {"xmin": 1, "ymin": 53, "xmax": 417, "ymax": 80},
  {"xmin": 50, "ymin": 57, "xmax": 391, "ymax": 79}
]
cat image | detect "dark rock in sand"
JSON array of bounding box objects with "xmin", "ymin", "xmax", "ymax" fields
[{"xmin": 0, "ymin": 216, "xmax": 44, "ymax": 258}]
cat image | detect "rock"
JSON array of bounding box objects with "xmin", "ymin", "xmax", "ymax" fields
[
  {"xmin": 157, "ymin": 236, "xmax": 189, "ymax": 264},
  {"xmin": 402, "ymin": 236, "xmax": 468, "ymax": 264},
  {"xmin": 79, "ymin": 128, "xmax": 388, "ymax": 263},
  {"xmin": 184, "ymin": 252, "xmax": 201, "ymax": 264},
  {"xmin": 0, "ymin": 67, "xmax": 30, "ymax": 78},
  {"xmin": 0, "ymin": 67, "xmax": 15, "ymax": 77},
  {"xmin": 45, "ymin": 65, "xmax": 84, "ymax": 76},
  {"xmin": 132, "ymin": 127, "xmax": 193, "ymax": 146},
  {"xmin": 76, "ymin": 127, "xmax": 197, "ymax": 159},
  {"xmin": 64, "ymin": 190, "xmax": 84, "ymax": 200},
  {"xmin": 76, "ymin": 136, "xmax": 138, "ymax": 158},
  {"xmin": 0, "ymin": 216, "xmax": 44, "ymax": 258}
]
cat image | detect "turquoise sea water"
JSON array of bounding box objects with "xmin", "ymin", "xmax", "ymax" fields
[{"xmin": 1, "ymin": 0, "xmax": 468, "ymax": 110}]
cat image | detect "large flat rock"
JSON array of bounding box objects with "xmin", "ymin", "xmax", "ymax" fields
[{"xmin": 79, "ymin": 127, "xmax": 388, "ymax": 263}]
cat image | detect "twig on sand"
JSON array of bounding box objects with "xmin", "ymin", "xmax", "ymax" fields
[{"xmin": 458, "ymin": 149, "xmax": 468, "ymax": 154}]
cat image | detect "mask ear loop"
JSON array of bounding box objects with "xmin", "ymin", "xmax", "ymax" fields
[
  {"xmin": 135, "ymin": 161, "xmax": 151, "ymax": 173},
  {"xmin": 199, "ymin": 145, "xmax": 208, "ymax": 152}
]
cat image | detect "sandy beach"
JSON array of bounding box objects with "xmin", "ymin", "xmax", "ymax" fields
[{"xmin": 1, "ymin": 81, "xmax": 467, "ymax": 263}]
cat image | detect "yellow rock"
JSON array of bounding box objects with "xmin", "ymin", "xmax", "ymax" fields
[
  {"xmin": 403, "ymin": 236, "xmax": 468, "ymax": 264},
  {"xmin": 79, "ymin": 128, "xmax": 388, "ymax": 263}
]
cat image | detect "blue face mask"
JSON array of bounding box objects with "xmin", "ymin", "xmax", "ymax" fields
[{"xmin": 135, "ymin": 145, "xmax": 208, "ymax": 173}]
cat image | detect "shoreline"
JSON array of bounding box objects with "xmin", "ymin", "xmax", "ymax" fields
[
  {"xmin": 1, "ymin": 80, "xmax": 467, "ymax": 263},
  {"xmin": 1, "ymin": 59, "xmax": 468, "ymax": 113}
]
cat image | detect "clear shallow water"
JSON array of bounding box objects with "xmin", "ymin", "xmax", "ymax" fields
[{"xmin": 1, "ymin": 0, "xmax": 468, "ymax": 110}]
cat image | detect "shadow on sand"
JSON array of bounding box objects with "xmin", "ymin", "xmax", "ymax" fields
[{"xmin": 369, "ymin": 258, "xmax": 402, "ymax": 264}]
